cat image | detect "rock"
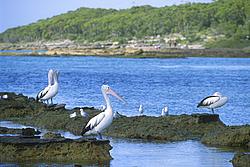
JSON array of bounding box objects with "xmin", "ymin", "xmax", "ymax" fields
[
  {"xmin": 232, "ymin": 153, "xmax": 250, "ymax": 167},
  {"xmin": 105, "ymin": 114, "xmax": 225, "ymax": 141},
  {"xmin": 21, "ymin": 128, "xmax": 41, "ymax": 137},
  {"xmin": 0, "ymin": 136, "xmax": 112, "ymax": 162},
  {"xmin": 201, "ymin": 125, "xmax": 250, "ymax": 148},
  {"xmin": 43, "ymin": 132, "xmax": 63, "ymax": 139},
  {"xmin": 191, "ymin": 114, "xmax": 222, "ymax": 124}
]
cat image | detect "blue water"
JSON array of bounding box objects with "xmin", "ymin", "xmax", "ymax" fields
[{"xmin": 0, "ymin": 56, "xmax": 250, "ymax": 125}]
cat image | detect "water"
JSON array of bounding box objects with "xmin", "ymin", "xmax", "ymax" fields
[
  {"xmin": 0, "ymin": 56, "xmax": 250, "ymax": 125},
  {"xmin": 0, "ymin": 121, "xmax": 234, "ymax": 167}
]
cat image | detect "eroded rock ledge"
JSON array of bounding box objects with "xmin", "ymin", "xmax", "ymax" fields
[{"xmin": 0, "ymin": 136, "xmax": 112, "ymax": 162}]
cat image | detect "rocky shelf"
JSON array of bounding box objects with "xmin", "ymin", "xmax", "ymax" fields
[{"xmin": 0, "ymin": 92, "xmax": 249, "ymax": 165}]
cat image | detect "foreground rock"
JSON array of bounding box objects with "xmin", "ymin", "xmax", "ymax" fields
[
  {"xmin": 0, "ymin": 136, "xmax": 112, "ymax": 162},
  {"xmin": 232, "ymin": 153, "xmax": 250, "ymax": 167}
]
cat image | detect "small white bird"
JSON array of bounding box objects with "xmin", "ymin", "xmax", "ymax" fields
[
  {"xmin": 70, "ymin": 109, "xmax": 89, "ymax": 118},
  {"xmin": 81, "ymin": 85, "xmax": 125, "ymax": 139},
  {"xmin": 197, "ymin": 92, "xmax": 228, "ymax": 113},
  {"xmin": 37, "ymin": 70, "xmax": 59, "ymax": 105},
  {"xmin": 161, "ymin": 106, "xmax": 169, "ymax": 116},
  {"xmin": 138, "ymin": 104, "xmax": 144, "ymax": 115},
  {"xmin": 70, "ymin": 112, "xmax": 77, "ymax": 118},
  {"xmin": 80, "ymin": 108, "xmax": 89, "ymax": 118},
  {"xmin": 2, "ymin": 94, "xmax": 8, "ymax": 99}
]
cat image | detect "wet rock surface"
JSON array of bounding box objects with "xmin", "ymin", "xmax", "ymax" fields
[
  {"xmin": 201, "ymin": 125, "xmax": 250, "ymax": 148},
  {"xmin": 0, "ymin": 136, "xmax": 112, "ymax": 162},
  {"xmin": 232, "ymin": 153, "xmax": 250, "ymax": 167}
]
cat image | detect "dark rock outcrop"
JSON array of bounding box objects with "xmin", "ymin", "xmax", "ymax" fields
[
  {"xmin": 42, "ymin": 132, "xmax": 63, "ymax": 139},
  {"xmin": 232, "ymin": 153, "xmax": 250, "ymax": 167},
  {"xmin": 201, "ymin": 125, "xmax": 250, "ymax": 148},
  {"xmin": 0, "ymin": 136, "xmax": 112, "ymax": 162}
]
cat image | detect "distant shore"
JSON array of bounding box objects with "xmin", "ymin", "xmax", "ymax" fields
[{"xmin": 1, "ymin": 47, "xmax": 250, "ymax": 58}]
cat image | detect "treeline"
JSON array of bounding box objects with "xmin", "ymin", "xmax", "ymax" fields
[{"xmin": 0, "ymin": 0, "xmax": 249, "ymax": 48}]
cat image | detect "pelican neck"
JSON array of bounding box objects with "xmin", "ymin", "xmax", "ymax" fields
[{"xmin": 102, "ymin": 91, "xmax": 112, "ymax": 111}]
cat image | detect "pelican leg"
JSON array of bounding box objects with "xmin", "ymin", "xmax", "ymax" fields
[
  {"xmin": 46, "ymin": 100, "xmax": 49, "ymax": 104},
  {"xmin": 51, "ymin": 98, "xmax": 53, "ymax": 104},
  {"xmin": 97, "ymin": 132, "xmax": 102, "ymax": 140},
  {"xmin": 211, "ymin": 108, "xmax": 214, "ymax": 114}
]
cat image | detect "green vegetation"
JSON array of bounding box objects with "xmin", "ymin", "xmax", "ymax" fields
[{"xmin": 0, "ymin": 0, "xmax": 249, "ymax": 48}]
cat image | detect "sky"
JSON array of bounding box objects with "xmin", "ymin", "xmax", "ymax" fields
[{"xmin": 0, "ymin": 0, "xmax": 213, "ymax": 33}]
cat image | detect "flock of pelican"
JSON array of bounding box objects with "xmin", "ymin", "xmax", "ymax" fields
[{"xmin": 36, "ymin": 69, "xmax": 228, "ymax": 139}]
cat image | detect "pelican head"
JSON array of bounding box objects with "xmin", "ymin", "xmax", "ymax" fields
[
  {"xmin": 53, "ymin": 70, "xmax": 59, "ymax": 82},
  {"xmin": 101, "ymin": 85, "xmax": 125, "ymax": 103},
  {"xmin": 213, "ymin": 92, "xmax": 222, "ymax": 97}
]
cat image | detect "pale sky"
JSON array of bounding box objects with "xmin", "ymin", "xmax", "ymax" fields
[{"xmin": 0, "ymin": 0, "xmax": 213, "ymax": 33}]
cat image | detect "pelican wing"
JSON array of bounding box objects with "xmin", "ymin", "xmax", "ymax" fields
[
  {"xmin": 197, "ymin": 96, "xmax": 220, "ymax": 107},
  {"xmin": 81, "ymin": 112, "xmax": 105, "ymax": 135},
  {"xmin": 86, "ymin": 112, "xmax": 105, "ymax": 129},
  {"xmin": 36, "ymin": 86, "xmax": 51, "ymax": 100}
]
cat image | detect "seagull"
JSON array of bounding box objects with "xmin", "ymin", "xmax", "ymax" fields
[
  {"xmin": 81, "ymin": 85, "xmax": 125, "ymax": 139},
  {"xmin": 70, "ymin": 112, "xmax": 77, "ymax": 118},
  {"xmin": 70, "ymin": 108, "xmax": 89, "ymax": 118},
  {"xmin": 197, "ymin": 92, "xmax": 228, "ymax": 113},
  {"xmin": 138, "ymin": 104, "xmax": 144, "ymax": 115},
  {"xmin": 36, "ymin": 69, "xmax": 54, "ymax": 104},
  {"xmin": 80, "ymin": 108, "xmax": 89, "ymax": 118},
  {"xmin": 161, "ymin": 106, "xmax": 169, "ymax": 116},
  {"xmin": 37, "ymin": 70, "xmax": 59, "ymax": 105}
]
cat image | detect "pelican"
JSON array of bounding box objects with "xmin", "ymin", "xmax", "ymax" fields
[
  {"xmin": 161, "ymin": 106, "xmax": 168, "ymax": 116},
  {"xmin": 81, "ymin": 85, "xmax": 125, "ymax": 139},
  {"xmin": 36, "ymin": 69, "xmax": 54, "ymax": 104},
  {"xmin": 37, "ymin": 70, "xmax": 59, "ymax": 105},
  {"xmin": 197, "ymin": 92, "xmax": 228, "ymax": 113},
  {"xmin": 138, "ymin": 104, "xmax": 144, "ymax": 115}
]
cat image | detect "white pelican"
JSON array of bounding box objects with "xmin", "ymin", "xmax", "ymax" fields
[
  {"xmin": 37, "ymin": 70, "xmax": 59, "ymax": 105},
  {"xmin": 161, "ymin": 106, "xmax": 168, "ymax": 116},
  {"xmin": 138, "ymin": 104, "xmax": 144, "ymax": 115},
  {"xmin": 36, "ymin": 69, "xmax": 54, "ymax": 104},
  {"xmin": 81, "ymin": 85, "xmax": 125, "ymax": 139},
  {"xmin": 197, "ymin": 92, "xmax": 228, "ymax": 113}
]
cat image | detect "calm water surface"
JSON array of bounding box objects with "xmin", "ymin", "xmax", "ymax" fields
[{"xmin": 0, "ymin": 56, "xmax": 249, "ymax": 125}]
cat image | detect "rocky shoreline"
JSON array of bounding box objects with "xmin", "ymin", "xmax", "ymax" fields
[
  {"xmin": 1, "ymin": 45, "xmax": 250, "ymax": 58},
  {"xmin": 0, "ymin": 92, "xmax": 249, "ymax": 166}
]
